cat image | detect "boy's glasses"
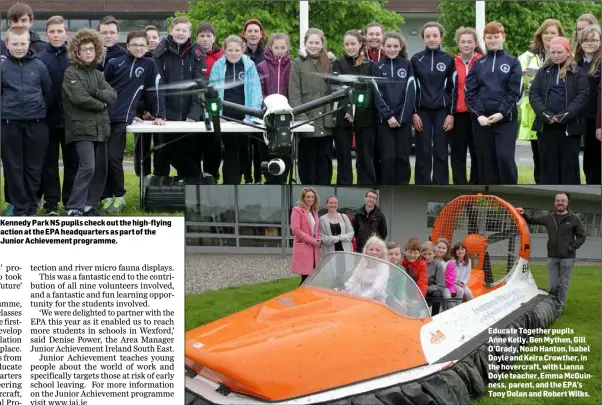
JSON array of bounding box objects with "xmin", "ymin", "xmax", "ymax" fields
[{"xmin": 80, "ymin": 47, "xmax": 95, "ymax": 53}]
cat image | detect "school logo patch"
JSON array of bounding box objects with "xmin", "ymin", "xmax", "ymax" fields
[
  {"xmin": 238, "ymin": 71, "xmax": 245, "ymax": 81},
  {"xmin": 397, "ymin": 68, "xmax": 407, "ymax": 79},
  {"xmin": 436, "ymin": 62, "xmax": 446, "ymax": 72},
  {"xmin": 500, "ymin": 64, "xmax": 510, "ymax": 73},
  {"xmin": 135, "ymin": 67, "xmax": 145, "ymax": 77}
]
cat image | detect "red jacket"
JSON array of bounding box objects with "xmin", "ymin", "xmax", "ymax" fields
[
  {"xmin": 401, "ymin": 257, "xmax": 428, "ymax": 296},
  {"xmin": 596, "ymin": 80, "xmax": 602, "ymax": 129},
  {"xmin": 368, "ymin": 47, "xmax": 385, "ymax": 63},
  {"xmin": 204, "ymin": 46, "xmax": 223, "ymax": 78},
  {"xmin": 454, "ymin": 52, "xmax": 482, "ymax": 113}
]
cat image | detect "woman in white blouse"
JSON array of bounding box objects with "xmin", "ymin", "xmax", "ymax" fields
[{"xmin": 319, "ymin": 195, "xmax": 354, "ymax": 256}]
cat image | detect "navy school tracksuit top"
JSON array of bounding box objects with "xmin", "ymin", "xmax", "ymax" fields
[
  {"xmin": 99, "ymin": 44, "xmax": 127, "ymax": 72},
  {"xmin": 465, "ymin": 49, "xmax": 523, "ymax": 122},
  {"xmin": 411, "ymin": 47, "xmax": 457, "ymax": 115},
  {"xmin": 371, "ymin": 57, "xmax": 416, "ymax": 124},
  {"xmin": 104, "ymin": 53, "xmax": 165, "ymax": 124},
  {"xmin": 37, "ymin": 43, "xmax": 70, "ymax": 129}
]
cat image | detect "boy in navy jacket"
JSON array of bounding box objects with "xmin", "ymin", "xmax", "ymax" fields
[
  {"xmin": 153, "ymin": 17, "xmax": 206, "ymax": 179},
  {"xmin": 101, "ymin": 30, "xmax": 166, "ymax": 213},
  {"xmin": 1, "ymin": 26, "xmax": 52, "ymax": 216},
  {"xmin": 411, "ymin": 22, "xmax": 457, "ymax": 185},
  {"xmin": 465, "ymin": 22, "xmax": 523, "ymax": 185},
  {"xmin": 36, "ymin": 16, "xmax": 77, "ymax": 215},
  {"xmin": 372, "ymin": 32, "xmax": 416, "ymax": 184},
  {"xmin": 97, "ymin": 16, "xmax": 127, "ymax": 72}
]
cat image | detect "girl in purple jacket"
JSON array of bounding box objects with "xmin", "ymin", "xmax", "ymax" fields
[{"xmin": 256, "ymin": 33, "xmax": 293, "ymax": 184}]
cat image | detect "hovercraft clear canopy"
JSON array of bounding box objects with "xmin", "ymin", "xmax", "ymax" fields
[{"xmin": 304, "ymin": 252, "xmax": 430, "ymax": 319}]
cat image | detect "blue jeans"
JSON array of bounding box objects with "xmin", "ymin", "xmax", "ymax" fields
[{"xmin": 547, "ymin": 258, "xmax": 574, "ymax": 313}]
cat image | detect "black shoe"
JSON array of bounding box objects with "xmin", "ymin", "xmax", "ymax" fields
[
  {"xmin": 68, "ymin": 210, "xmax": 80, "ymax": 216},
  {"xmin": 83, "ymin": 208, "xmax": 100, "ymax": 216}
]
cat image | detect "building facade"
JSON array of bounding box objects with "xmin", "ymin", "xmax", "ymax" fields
[
  {"xmin": 185, "ymin": 185, "xmax": 602, "ymax": 261},
  {"xmin": 0, "ymin": 0, "xmax": 189, "ymax": 41}
]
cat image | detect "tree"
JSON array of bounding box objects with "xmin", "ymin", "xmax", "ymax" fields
[
  {"xmin": 438, "ymin": 1, "xmax": 600, "ymax": 56},
  {"xmin": 177, "ymin": 1, "xmax": 404, "ymax": 57}
]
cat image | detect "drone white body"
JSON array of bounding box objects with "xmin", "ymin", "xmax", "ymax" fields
[{"xmin": 263, "ymin": 94, "xmax": 294, "ymax": 120}]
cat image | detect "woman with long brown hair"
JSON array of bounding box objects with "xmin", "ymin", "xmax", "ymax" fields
[
  {"xmin": 517, "ymin": 19, "xmax": 565, "ymax": 184},
  {"xmin": 291, "ymin": 187, "xmax": 322, "ymax": 285},
  {"xmin": 288, "ymin": 28, "xmax": 336, "ymax": 185}
]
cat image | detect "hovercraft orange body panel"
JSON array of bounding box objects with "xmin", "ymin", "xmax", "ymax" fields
[{"xmin": 185, "ymin": 287, "xmax": 431, "ymax": 401}]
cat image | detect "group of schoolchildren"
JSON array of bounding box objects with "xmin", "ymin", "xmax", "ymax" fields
[
  {"xmin": 176, "ymin": 14, "xmax": 601, "ymax": 187},
  {"xmin": 359, "ymin": 234, "xmax": 475, "ymax": 315}
]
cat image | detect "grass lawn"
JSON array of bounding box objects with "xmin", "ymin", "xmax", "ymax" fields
[
  {"xmin": 1, "ymin": 168, "xmax": 181, "ymax": 216},
  {"xmin": 217, "ymin": 164, "xmax": 585, "ymax": 185},
  {"xmin": 185, "ymin": 265, "xmax": 600, "ymax": 404}
]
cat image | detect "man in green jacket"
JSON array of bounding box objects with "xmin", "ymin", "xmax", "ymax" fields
[{"xmin": 516, "ymin": 193, "xmax": 586, "ymax": 317}]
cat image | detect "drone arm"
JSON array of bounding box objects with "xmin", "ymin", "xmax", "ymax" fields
[
  {"xmin": 221, "ymin": 100, "xmax": 264, "ymax": 119},
  {"xmin": 219, "ymin": 114, "xmax": 267, "ymax": 132},
  {"xmin": 291, "ymin": 87, "xmax": 350, "ymax": 117},
  {"xmin": 289, "ymin": 102, "xmax": 349, "ymax": 130}
]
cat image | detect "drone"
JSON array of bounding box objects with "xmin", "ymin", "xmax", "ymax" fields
[{"xmin": 153, "ymin": 73, "xmax": 384, "ymax": 182}]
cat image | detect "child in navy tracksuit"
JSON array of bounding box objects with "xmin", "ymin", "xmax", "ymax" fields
[
  {"xmin": 372, "ymin": 32, "xmax": 416, "ymax": 184},
  {"xmin": 102, "ymin": 31, "xmax": 166, "ymax": 213},
  {"xmin": 575, "ymin": 25, "xmax": 601, "ymax": 185},
  {"xmin": 37, "ymin": 17, "xmax": 77, "ymax": 215},
  {"xmin": 332, "ymin": 29, "xmax": 376, "ymax": 185},
  {"xmin": 529, "ymin": 37, "xmax": 589, "ymax": 184},
  {"xmin": 1, "ymin": 26, "xmax": 52, "ymax": 216},
  {"xmin": 465, "ymin": 22, "xmax": 523, "ymax": 185},
  {"xmin": 411, "ymin": 22, "xmax": 457, "ymax": 185}
]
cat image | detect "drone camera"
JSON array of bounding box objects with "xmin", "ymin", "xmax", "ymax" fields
[
  {"xmin": 267, "ymin": 112, "xmax": 293, "ymax": 156},
  {"xmin": 261, "ymin": 159, "xmax": 286, "ymax": 176}
]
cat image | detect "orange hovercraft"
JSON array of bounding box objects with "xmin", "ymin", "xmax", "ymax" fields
[{"xmin": 185, "ymin": 195, "xmax": 558, "ymax": 405}]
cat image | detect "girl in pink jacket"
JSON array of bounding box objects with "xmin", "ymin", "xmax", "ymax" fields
[
  {"xmin": 435, "ymin": 238, "xmax": 460, "ymax": 310},
  {"xmin": 290, "ymin": 187, "xmax": 322, "ymax": 285}
]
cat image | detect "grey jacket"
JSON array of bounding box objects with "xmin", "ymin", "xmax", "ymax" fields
[
  {"xmin": 319, "ymin": 213, "xmax": 354, "ymax": 256},
  {"xmin": 427, "ymin": 260, "xmax": 445, "ymax": 293}
]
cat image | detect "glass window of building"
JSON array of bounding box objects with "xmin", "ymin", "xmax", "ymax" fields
[{"xmin": 69, "ymin": 19, "xmax": 90, "ymax": 30}]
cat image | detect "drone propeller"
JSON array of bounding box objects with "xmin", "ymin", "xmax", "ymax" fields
[
  {"xmin": 313, "ymin": 72, "xmax": 394, "ymax": 83},
  {"xmin": 154, "ymin": 79, "xmax": 247, "ymax": 96}
]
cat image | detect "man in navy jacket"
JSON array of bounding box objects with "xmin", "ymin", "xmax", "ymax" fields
[
  {"xmin": 36, "ymin": 16, "xmax": 77, "ymax": 215},
  {"xmin": 101, "ymin": 30, "xmax": 166, "ymax": 214},
  {"xmin": 465, "ymin": 22, "xmax": 523, "ymax": 185}
]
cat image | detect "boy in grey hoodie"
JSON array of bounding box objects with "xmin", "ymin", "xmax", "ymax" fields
[{"xmin": 422, "ymin": 242, "xmax": 447, "ymax": 315}]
